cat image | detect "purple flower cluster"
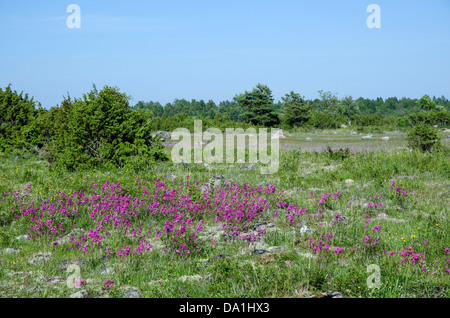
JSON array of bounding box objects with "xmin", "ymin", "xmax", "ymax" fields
[{"xmin": 6, "ymin": 178, "xmax": 303, "ymax": 258}]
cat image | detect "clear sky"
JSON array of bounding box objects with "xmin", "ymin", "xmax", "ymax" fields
[{"xmin": 1, "ymin": 0, "xmax": 449, "ymax": 109}]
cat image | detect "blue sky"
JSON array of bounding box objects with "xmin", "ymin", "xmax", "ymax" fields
[{"xmin": 1, "ymin": 0, "xmax": 449, "ymax": 109}]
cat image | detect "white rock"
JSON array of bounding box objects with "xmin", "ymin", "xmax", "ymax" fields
[
  {"xmin": 15, "ymin": 235, "xmax": 29, "ymax": 241},
  {"xmin": 271, "ymin": 130, "xmax": 286, "ymax": 140},
  {"xmin": 2, "ymin": 247, "xmax": 20, "ymax": 254},
  {"xmin": 361, "ymin": 135, "xmax": 373, "ymax": 140},
  {"xmin": 306, "ymin": 138, "xmax": 312, "ymax": 142},
  {"xmin": 381, "ymin": 137, "xmax": 390, "ymax": 141},
  {"xmin": 299, "ymin": 225, "xmax": 314, "ymax": 235},
  {"xmin": 122, "ymin": 288, "xmax": 140, "ymax": 298},
  {"xmin": 345, "ymin": 179, "xmax": 354, "ymax": 184},
  {"xmin": 100, "ymin": 267, "xmax": 115, "ymax": 275},
  {"xmin": 70, "ymin": 290, "xmax": 89, "ymax": 298}
]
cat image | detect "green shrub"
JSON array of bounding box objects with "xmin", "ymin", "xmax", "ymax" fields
[
  {"xmin": 50, "ymin": 85, "xmax": 169, "ymax": 170},
  {"xmin": 325, "ymin": 146, "xmax": 351, "ymax": 161},
  {"xmin": 406, "ymin": 122, "xmax": 441, "ymax": 153},
  {"xmin": 0, "ymin": 85, "xmax": 40, "ymax": 151}
]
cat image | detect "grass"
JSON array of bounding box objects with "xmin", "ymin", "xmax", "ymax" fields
[{"xmin": 0, "ymin": 129, "xmax": 449, "ymax": 298}]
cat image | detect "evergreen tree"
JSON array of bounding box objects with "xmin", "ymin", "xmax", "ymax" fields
[
  {"xmin": 282, "ymin": 91, "xmax": 311, "ymax": 128},
  {"xmin": 233, "ymin": 83, "xmax": 280, "ymax": 127}
]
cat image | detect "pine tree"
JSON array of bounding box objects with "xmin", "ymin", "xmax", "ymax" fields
[
  {"xmin": 282, "ymin": 91, "xmax": 311, "ymax": 128},
  {"xmin": 233, "ymin": 83, "xmax": 280, "ymax": 127}
]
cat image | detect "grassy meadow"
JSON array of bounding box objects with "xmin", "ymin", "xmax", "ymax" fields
[{"xmin": 0, "ymin": 128, "xmax": 449, "ymax": 298}]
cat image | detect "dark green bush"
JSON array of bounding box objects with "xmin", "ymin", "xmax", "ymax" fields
[
  {"xmin": 406, "ymin": 122, "xmax": 441, "ymax": 153},
  {"xmin": 50, "ymin": 85, "xmax": 169, "ymax": 170},
  {"xmin": 0, "ymin": 85, "xmax": 40, "ymax": 151},
  {"xmin": 325, "ymin": 146, "xmax": 351, "ymax": 161}
]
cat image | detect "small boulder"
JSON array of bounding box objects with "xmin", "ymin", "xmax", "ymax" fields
[
  {"xmin": 15, "ymin": 234, "xmax": 29, "ymax": 241},
  {"xmin": 271, "ymin": 130, "xmax": 286, "ymax": 140},
  {"xmin": 299, "ymin": 225, "xmax": 314, "ymax": 235},
  {"xmin": 381, "ymin": 137, "xmax": 390, "ymax": 141},
  {"xmin": 70, "ymin": 290, "xmax": 89, "ymax": 298},
  {"xmin": 2, "ymin": 247, "xmax": 20, "ymax": 254},
  {"xmin": 29, "ymin": 252, "xmax": 52, "ymax": 265},
  {"xmin": 122, "ymin": 288, "xmax": 140, "ymax": 298}
]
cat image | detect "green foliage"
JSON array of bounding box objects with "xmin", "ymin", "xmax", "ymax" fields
[
  {"xmin": 325, "ymin": 146, "xmax": 351, "ymax": 161},
  {"xmin": 316, "ymin": 90, "xmax": 340, "ymax": 115},
  {"xmin": 308, "ymin": 111, "xmax": 346, "ymax": 129},
  {"xmin": 233, "ymin": 84, "xmax": 280, "ymax": 127},
  {"xmin": 406, "ymin": 122, "xmax": 441, "ymax": 153},
  {"xmin": 0, "ymin": 85, "xmax": 40, "ymax": 151},
  {"xmin": 50, "ymin": 85, "xmax": 169, "ymax": 170},
  {"xmin": 282, "ymin": 91, "xmax": 311, "ymax": 128},
  {"xmin": 339, "ymin": 95, "xmax": 360, "ymax": 121},
  {"xmin": 417, "ymin": 95, "xmax": 436, "ymax": 112}
]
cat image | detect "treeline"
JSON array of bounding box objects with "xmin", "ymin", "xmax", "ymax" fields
[
  {"xmin": 133, "ymin": 90, "xmax": 450, "ymax": 121},
  {"xmin": 1, "ymin": 83, "xmax": 449, "ymax": 170},
  {"xmin": 136, "ymin": 84, "xmax": 450, "ymax": 131}
]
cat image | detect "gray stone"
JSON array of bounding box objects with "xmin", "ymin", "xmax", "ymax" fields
[
  {"xmin": 299, "ymin": 225, "xmax": 314, "ymax": 235},
  {"xmin": 2, "ymin": 247, "xmax": 20, "ymax": 254},
  {"xmin": 27, "ymin": 285, "xmax": 41, "ymax": 293},
  {"xmin": 268, "ymin": 245, "xmax": 287, "ymax": 252},
  {"xmin": 306, "ymin": 138, "xmax": 312, "ymax": 142},
  {"xmin": 241, "ymin": 163, "xmax": 258, "ymax": 170},
  {"xmin": 29, "ymin": 252, "xmax": 52, "ymax": 265},
  {"xmin": 165, "ymin": 173, "xmax": 177, "ymax": 181},
  {"xmin": 100, "ymin": 267, "xmax": 115, "ymax": 275},
  {"xmin": 70, "ymin": 290, "xmax": 89, "ymax": 298},
  {"xmin": 361, "ymin": 135, "xmax": 373, "ymax": 140},
  {"xmin": 271, "ymin": 130, "xmax": 286, "ymax": 140},
  {"xmin": 103, "ymin": 171, "xmax": 111, "ymax": 176},
  {"xmin": 252, "ymin": 249, "xmax": 269, "ymax": 255},
  {"xmin": 178, "ymin": 274, "xmax": 212, "ymax": 283},
  {"xmin": 15, "ymin": 234, "xmax": 29, "ymax": 241},
  {"xmin": 47, "ymin": 276, "xmax": 64, "ymax": 284},
  {"xmin": 122, "ymin": 288, "xmax": 140, "ymax": 298}
]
